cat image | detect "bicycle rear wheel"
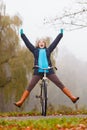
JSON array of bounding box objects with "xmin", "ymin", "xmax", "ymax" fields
[{"xmin": 41, "ymin": 80, "xmax": 47, "ymax": 116}]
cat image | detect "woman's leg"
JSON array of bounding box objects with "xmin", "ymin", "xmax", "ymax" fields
[
  {"xmin": 47, "ymin": 74, "xmax": 79, "ymax": 103},
  {"xmin": 14, "ymin": 75, "xmax": 42, "ymax": 107}
]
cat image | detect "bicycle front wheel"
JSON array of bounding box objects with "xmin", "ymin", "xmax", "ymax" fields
[{"xmin": 41, "ymin": 80, "xmax": 47, "ymax": 116}]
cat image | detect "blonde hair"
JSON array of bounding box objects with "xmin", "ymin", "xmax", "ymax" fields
[{"xmin": 35, "ymin": 38, "xmax": 47, "ymax": 48}]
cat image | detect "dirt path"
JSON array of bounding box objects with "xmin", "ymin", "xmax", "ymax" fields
[{"xmin": 0, "ymin": 114, "xmax": 87, "ymax": 120}]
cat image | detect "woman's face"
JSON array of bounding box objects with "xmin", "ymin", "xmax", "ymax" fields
[{"xmin": 38, "ymin": 41, "xmax": 46, "ymax": 48}]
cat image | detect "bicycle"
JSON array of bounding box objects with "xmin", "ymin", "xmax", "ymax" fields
[{"xmin": 33, "ymin": 65, "xmax": 57, "ymax": 116}]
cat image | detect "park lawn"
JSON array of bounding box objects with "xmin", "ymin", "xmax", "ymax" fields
[{"xmin": 0, "ymin": 117, "xmax": 87, "ymax": 130}]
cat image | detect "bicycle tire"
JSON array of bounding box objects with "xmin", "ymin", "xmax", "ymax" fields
[{"xmin": 41, "ymin": 79, "xmax": 47, "ymax": 116}]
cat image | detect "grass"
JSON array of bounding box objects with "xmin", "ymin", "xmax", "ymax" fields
[
  {"xmin": 0, "ymin": 117, "xmax": 87, "ymax": 130},
  {"xmin": 0, "ymin": 105, "xmax": 87, "ymax": 117},
  {"xmin": 0, "ymin": 105, "xmax": 87, "ymax": 129}
]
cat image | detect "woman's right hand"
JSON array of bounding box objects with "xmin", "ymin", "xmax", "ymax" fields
[{"xmin": 20, "ymin": 29, "xmax": 23, "ymax": 35}]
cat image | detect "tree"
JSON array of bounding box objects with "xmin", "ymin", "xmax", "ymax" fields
[
  {"xmin": 0, "ymin": 1, "xmax": 22, "ymax": 87},
  {"xmin": 0, "ymin": 1, "xmax": 34, "ymax": 112},
  {"xmin": 44, "ymin": 0, "xmax": 87, "ymax": 31}
]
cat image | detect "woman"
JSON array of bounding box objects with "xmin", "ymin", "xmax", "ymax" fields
[{"xmin": 14, "ymin": 29, "xmax": 79, "ymax": 107}]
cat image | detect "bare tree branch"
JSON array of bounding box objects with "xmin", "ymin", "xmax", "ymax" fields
[{"xmin": 44, "ymin": 1, "xmax": 87, "ymax": 31}]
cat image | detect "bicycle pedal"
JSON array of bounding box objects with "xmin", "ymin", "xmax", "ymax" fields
[{"xmin": 36, "ymin": 95, "xmax": 41, "ymax": 98}]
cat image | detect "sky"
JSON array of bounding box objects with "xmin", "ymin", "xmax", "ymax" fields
[{"xmin": 2, "ymin": 0, "xmax": 87, "ymax": 62}]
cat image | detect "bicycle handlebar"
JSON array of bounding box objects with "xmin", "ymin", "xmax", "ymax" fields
[{"xmin": 33, "ymin": 65, "xmax": 57, "ymax": 70}]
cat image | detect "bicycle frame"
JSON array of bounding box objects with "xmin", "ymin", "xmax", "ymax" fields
[{"xmin": 33, "ymin": 65, "xmax": 57, "ymax": 116}]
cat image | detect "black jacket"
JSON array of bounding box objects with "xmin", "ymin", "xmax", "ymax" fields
[{"xmin": 21, "ymin": 33, "xmax": 63, "ymax": 75}]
